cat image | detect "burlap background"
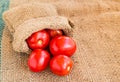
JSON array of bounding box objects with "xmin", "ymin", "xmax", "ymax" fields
[{"xmin": 1, "ymin": 0, "xmax": 120, "ymax": 82}]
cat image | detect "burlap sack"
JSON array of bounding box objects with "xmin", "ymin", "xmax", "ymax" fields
[
  {"xmin": 2, "ymin": 0, "xmax": 120, "ymax": 82},
  {"xmin": 3, "ymin": 2, "xmax": 58, "ymax": 34},
  {"xmin": 13, "ymin": 16, "xmax": 73, "ymax": 53}
]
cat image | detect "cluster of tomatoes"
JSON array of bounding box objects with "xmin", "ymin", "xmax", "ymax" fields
[{"xmin": 26, "ymin": 29, "xmax": 76, "ymax": 76}]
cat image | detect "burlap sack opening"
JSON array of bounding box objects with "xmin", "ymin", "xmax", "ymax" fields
[
  {"xmin": 12, "ymin": 16, "xmax": 73, "ymax": 53},
  {"xmin": 3, "ymin": 2, "xmax": 58, "ymax": 34}
]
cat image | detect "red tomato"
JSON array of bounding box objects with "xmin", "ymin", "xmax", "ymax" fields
[
  {"xmin": 47, "ymin": 29, "xmax": 63, "ymax": 38},
  {"xmin": 26, "ymin": 30, "xmax": 50, "ymax": 49},
  {"xmin": 49, "ymin": 36, "xmax": 76, "ymax": 57},
  {"xmin": 28, "ymin": 49, "xmax": 50, "ymax": 72},
  {"xmin": 50, "ymin": 55, "xmax": 73, "ymax": 76}
]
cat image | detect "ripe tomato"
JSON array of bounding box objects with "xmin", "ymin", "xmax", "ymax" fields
[
  {"xmin": 50, "ymin": 55, "xmax": 73, "ymax": 76},
  {"xmin": 26, "ymin": 30, "xmax": 50, "ymax": 49},
  {"xmin": 50, "ymin": 36, "xmax": 76, "ymax": 57},
  {"xmin": 47, "ymin": 29, "xmax": 63, "ymax": 38},
  {"xmin": 28, "ymin": 49, "xmax": 50, "ymax": 72}
]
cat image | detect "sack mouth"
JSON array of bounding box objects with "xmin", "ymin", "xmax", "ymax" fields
[{"xmin": 12, "ymin": 16, "xmax": 73, "ymax": 53}]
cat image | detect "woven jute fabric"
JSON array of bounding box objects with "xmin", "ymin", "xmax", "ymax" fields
[
  {"xmin": 12, "ymin": 16, "xmax": 72, "ymax": 53},
  {"xmin": 1, "ymin": 0, "xmax": 120, "ymax": 82},
  {"xmin": 3, "ymin": 3, "xmax": 58, "ymax": 34}
]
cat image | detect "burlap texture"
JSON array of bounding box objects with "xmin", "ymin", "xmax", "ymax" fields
[
  {"xmin": 1, "ymin": 0, "xmax": 120, "ymax": 82},
  {"xmin": 3, "ymin": 3, "xmax": 58, "ymax": 34},
  {"xmin": 13, "ymin": 16, "xmax": 72, "ymax": 53}
]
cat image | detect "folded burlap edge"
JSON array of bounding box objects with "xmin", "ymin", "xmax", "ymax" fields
[
  {"xmin": 3, "ymin": 2, "xmax": 58, "ymax": 34},
  {"xmin": 12, "ymin": 16, "xmax": 73, "ymax": 53}
]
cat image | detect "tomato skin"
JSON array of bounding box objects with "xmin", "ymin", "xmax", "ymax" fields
[
  {"xmin": 28, "ymin": 49, "xmax": 50, "ymax": 72},
  {"xmin": 26, "ymin": 30, "xmax": 50, "ymax": 49},
  {"xmin": 47, "ymin": 29, "xmax": 63, "ymax": 38},
  {"xmin": 50, "ymin": 36, "xmax": 76, "ymax": 57},
  {"xmin": 50, "ymin": 55, "xmax": 73, "ymax": 76}
]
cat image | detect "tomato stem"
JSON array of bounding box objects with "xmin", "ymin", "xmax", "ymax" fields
[{"xmin": 38, "ymin": 40, "xmax": 42, "ymax": 45}]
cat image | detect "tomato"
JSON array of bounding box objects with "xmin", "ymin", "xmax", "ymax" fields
[
  {"xmin": 28, "ymin": 49, "xmax": 50, "ymax": 72},
  {"xmin": 49, "ymin": 36, "xmax": 76, "ymax": 57},
  {"xmin": 47, "ymin": 29, "xmax": 63, "ymax": 38},
  {"xmin": 26, "ymin": 30, "xmax": 50, "ymax": 49},
  {"xmin": 50, "ymin": 55, "xmax": 73, "ymax": 76}
]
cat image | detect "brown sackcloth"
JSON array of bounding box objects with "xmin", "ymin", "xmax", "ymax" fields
[
  {"xmin": 1, "ymin": 0, "xmax": 120, "ymax": 82},
  {"xmin": 3, "ymin": 2, "xmax": 73, "ymax": 53},
  {"xmin": 12, "ymin": 16, "xmax": 72, "ymax": 53},
  {"xmin": 3, "ymin": 3, "xmax": 58, "ymax": 34}
]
